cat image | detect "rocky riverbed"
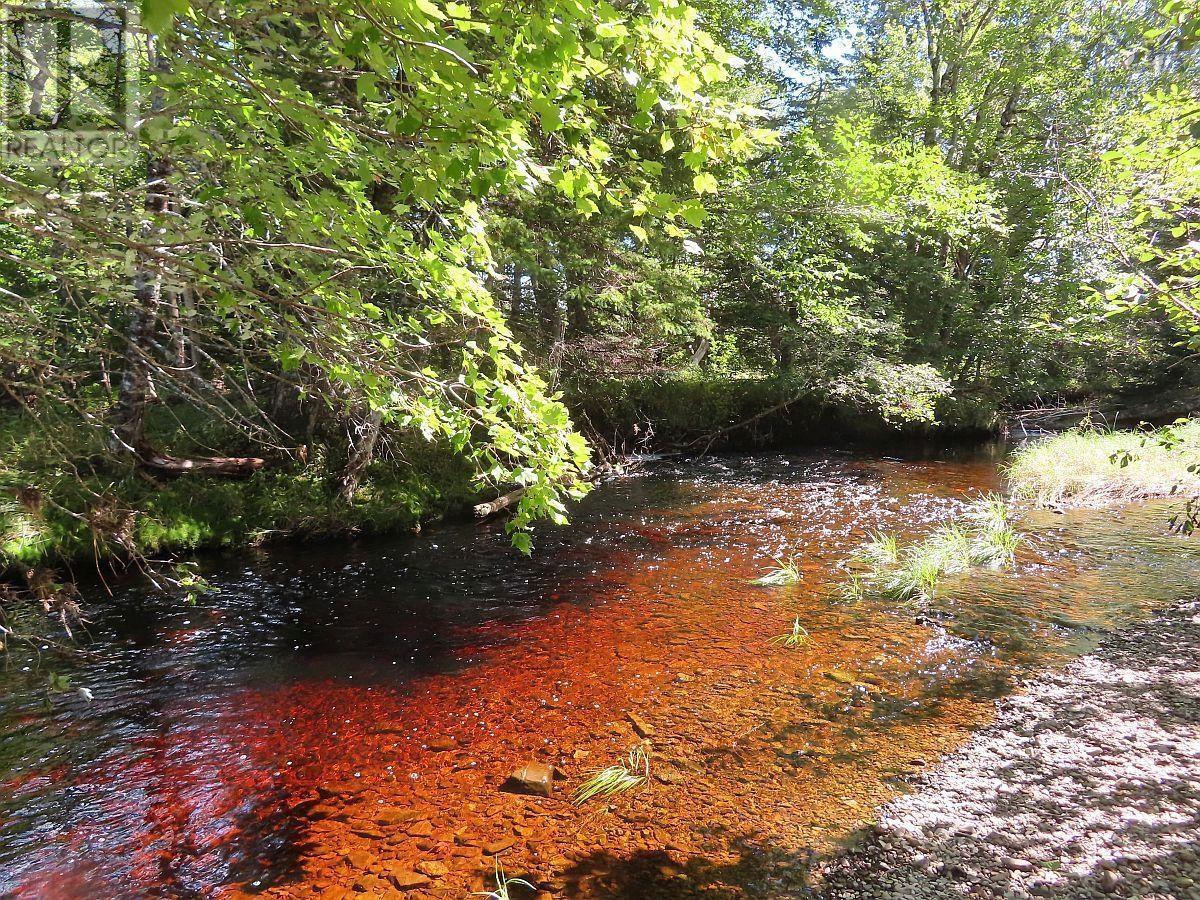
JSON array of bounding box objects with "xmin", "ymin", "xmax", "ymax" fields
[
  {"xmin": 7, "ymin": 457, "xmax": 1200, "ymax": 899},
  {"xmin": 817, "ymin": 601, "xmax": 1200, "ymax": 900}
]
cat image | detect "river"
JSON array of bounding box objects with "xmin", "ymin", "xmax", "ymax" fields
[{"xmin": 2, "ymin": 445, "xmax": 1199, "ymax": 898}]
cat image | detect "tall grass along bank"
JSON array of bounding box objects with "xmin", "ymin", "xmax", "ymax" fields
[{"xmin": 1006, "ymin": 420, "xmax": 1200, "ymax": 507}]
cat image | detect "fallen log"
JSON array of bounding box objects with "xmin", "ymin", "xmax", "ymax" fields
[
  {"xmin": 473, "ymin": 487, "xmax": 526, "ymax": 519},
  {"xmin": 137, "ymin": 447, "xmax": 265, "ymax": 477},
  {"xmin": 472, "ymin": 461, "xmax": 623, "ymax": 522}
]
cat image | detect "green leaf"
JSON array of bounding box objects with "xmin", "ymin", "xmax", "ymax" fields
[
  {"xmin": 141, "ymin": 0, "xmax": 190, "ymax": 32},
  {"xmin": 692, "ymin": 172, "xmax": 718, "ymax": 195},
  {"xmin": 679, "ymin": 200, "xmax": 706, "ymax": 226},
  {"xmin": 530, "ymin": 97, "xmax": 563, "ymax": 132}
]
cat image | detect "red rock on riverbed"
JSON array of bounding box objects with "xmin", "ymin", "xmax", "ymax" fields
[{"xmin": 502, "ymin": 761, "xmax": 556, "ymax": 797}]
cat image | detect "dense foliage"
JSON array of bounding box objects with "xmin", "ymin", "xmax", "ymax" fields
[
  {"xmin": 0, "ymin": 0, "xmax": 1197, "ymax": 587},
  {"xmin": 493, "ymin": 0, "xmax": 1200, "ymax": 442},
  {"xmin": 0, "ymin": 0, "xmax": 760, "ymax": 572}
]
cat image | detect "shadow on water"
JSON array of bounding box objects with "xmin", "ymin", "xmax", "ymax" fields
[{"xmin": 1, "ymin": 443, "xmax": 1199, "ymax": 896}]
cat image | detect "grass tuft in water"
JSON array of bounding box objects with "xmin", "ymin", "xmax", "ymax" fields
[
  {"xmin": 751, "ymin": 555, "xmax": 803, "ymax": 586},
  {"xmin": 847, "ymin": 496, "xmax": 1023, "ymax": 604},
  {"xmin": 926, "ymin": 522, "xmax": 974, "ymax": 572},
  {"xmin": 964, "ymin": 492, "xmax": 1011, "ymax": 531},
  {"xmin": 853, "ymin": 530, "xmax": 900, "ymax": 567},
  {"xmin": 473, "ymin": 860, "xmax": 536, "ymax": 899},
  {"xmin": 770, "ymin": 617, "xmax": 812, "ymax": 648},
  {"xmin": 573, "ymin": 746, "xmax": 650, "ymax": 805},
  {"xmin": 831, "ymin": 573, "xmax": 867, "ymax": 604},
  {"xmin": 881, "ymin": 544, "xmax": 950, "ymax": 603},
  {"xmin": 971, "ymin": 524, "xmax": 1020, "ymax": 568}
]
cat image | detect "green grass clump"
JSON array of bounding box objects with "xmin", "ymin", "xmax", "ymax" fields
[
  {"xmin": 831, "ymin": 572, "xmax": 867, "ymax": 604},
  {"xmin": 1005, "ymin": 420, "xmax": 1200, "ymax": 506},
  {"xmin": 770, "ymin": 617, "xmax": 812, "ymax": 648},
  {"xmin": 751, "ymin": 555, "xmax": 803, "ymax": 585},
  {"xmin": 473, "ymin": 861, "xmax": 535, "ymax": 899},
  {"xmin": 853, "ymin": 530, "xmax": 900, "ymax": 567},
  {"xmin": 882, "ymin": 542, "xmax": 956, "ymax": 602},
  {"xmin": 924, "ymin": 522, "xmax": 974, "ymax": 571},
  {"xmin": 844, "ymin": 496, "xmax": 1022, "ymax": 604},
  {"xmin": 573, "ymin": 746, "xmax": 650, "ymax": 805}
]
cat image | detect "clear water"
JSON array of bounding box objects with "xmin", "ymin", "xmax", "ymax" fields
[{"xmin": 2, "ymin": 445, "xmax": 1198, "ymax": 898}]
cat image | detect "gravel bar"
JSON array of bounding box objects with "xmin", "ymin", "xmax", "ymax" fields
[{"xmin": 816, "ymin": 601, "xmax": 1200, "ymax": 900}]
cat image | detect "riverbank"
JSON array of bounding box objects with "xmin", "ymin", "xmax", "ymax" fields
[
  {"xmin": 19, "ymin": 383, "xmax": 1189, "ymax": 583},
  {"xmin": 0, "ymin": 408, "xmax": 480, "ymax": 578},
  {"xmin": 1006, "ymin": 419, "xmax": 1200, "ymax": 507},
  {"xmin": 816, "ymin": 600, "xmax": 1200, "ymax": 899},
  {"xmin": 567, "ymin": 374, "xmax": 1001, "ymax": 451},
  {"xmin": 0, "ymin": 384, "xmax": 995, "ymax": 581}
]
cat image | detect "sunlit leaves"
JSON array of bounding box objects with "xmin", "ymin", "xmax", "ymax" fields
[
  {"xmin": 678, "ymin": 200, "xmax": 706, "ymax": 227},
  {"xmin": 140, "ymin": 0, "xmax": 190, "ymax": 32}
]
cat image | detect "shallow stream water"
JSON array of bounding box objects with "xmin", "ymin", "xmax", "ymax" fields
[{"xmin": 3, "ymin": 445, "xmax": 1200, "ymax": 898}]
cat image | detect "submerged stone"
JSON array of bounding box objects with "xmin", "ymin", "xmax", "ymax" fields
[
  {"xmin": 415, "ymin": 860, "xmax": 449, "ymax": 878},
  {"xmin": 384, "ymin": 864, "xmax": 431, "ymax": 890},
  {"xmin": 318, "ymin": 780, "xmax": 365, "ymax": 800},
  {"xmin": 405, "ymin": 819, "xmax": 434, "ymax": 837},
  {"xmin": 502, "ymin": 761, "xmax": 555, "ymax": 797},
  {"xmin": 376, "ymin": 806, "xmax": 424, "ymax": 827},
  {"xmin": 628, "ymin": 712, "xmax": 656, "ymax": 738},
  {"xmin": 484, "ymin": 836, "xmax": 518, "ymax": 855}
]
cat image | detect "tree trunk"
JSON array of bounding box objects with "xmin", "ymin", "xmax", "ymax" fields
[
  {"xmin": 977, "ymin": 88, "xmax": 1021, "ymax": 177},
  {"xmin": 110, "ymin": 34, "xmax": 170, "ymax": 454},
  {"xmin": 338, "ymin": 408, "xmax": 383, "ymax": 501},
  {"xmin": 509, "ymin": 263, "xmax": 523, "ymax": 329},
  {"xmin": 109, "ymin": 37, "xmax": 264, "ymax": 479},
  {"xmin": 110, "ymin": 153, "xmax": 170, "ymax": 454}
]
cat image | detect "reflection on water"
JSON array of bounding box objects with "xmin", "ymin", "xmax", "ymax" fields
[{"xmin": 2, "ymin": 445, "xmax": 1199, "ymax": 897}]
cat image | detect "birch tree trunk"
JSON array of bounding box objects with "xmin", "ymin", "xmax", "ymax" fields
[{"xmin": 110, "ymin": 34, "xmax": 170, "ymax": 455}]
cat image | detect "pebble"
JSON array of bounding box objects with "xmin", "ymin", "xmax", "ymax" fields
[
  {"xmin": 501, "ymin": 761, "xmax": 555, "ymax": 797},
  {"xmin": 415, "ymin": 860, "xmax": 449, "ymax": 878},
  {"xmin": 484, "ymin": 836, "xmax": 517, "ymax": 855},
  {"xmin": 627, "ymin": 712, "xmax": 656, "ymax": 738},
  {"xmin": 385, "ymin": 866, "xmax": 431, "ymax": 890},
  {"xmin": 1003, "ymin": 857, "xmax": 1034, "ymax": 872}
]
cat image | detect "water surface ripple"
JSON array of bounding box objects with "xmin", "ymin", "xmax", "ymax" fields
[{"xmin": 3, "ymin": 446, "xmax": 1199, "ymax": 897}]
